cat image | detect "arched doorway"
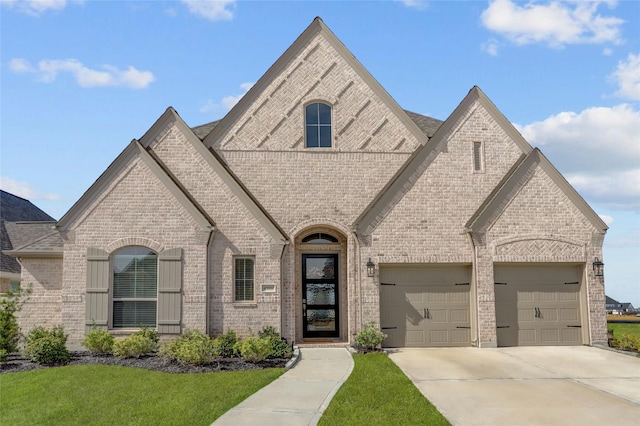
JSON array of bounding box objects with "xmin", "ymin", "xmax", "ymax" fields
[{"xmin": 295, "ymin": 227, "xmax": 347, "ymax": 341}]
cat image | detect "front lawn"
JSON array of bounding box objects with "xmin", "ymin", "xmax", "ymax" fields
[
  {"xmin": 0, "ymin": 364, "xmax": 283, "ymax": 425},
  {"xmin": 608, "ymin": 322, "xmax": 640, "ymax": 338},
  {"xmin": 319, "ymin": 353, "xmax": 450, "ymax": 425}
]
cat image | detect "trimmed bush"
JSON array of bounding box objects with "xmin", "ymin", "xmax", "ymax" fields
[
  {"xmin": 256, "ymin": 326, "xmax": 292, "ymax": 359},
  {"xmin": 0, "ymin": 286, "xmax": 31, "ymax": 354},
  {"xmin": 83, "ymin": 326, "xmax": 115, "ymax": 354},
  {"xmin": 22, "ymin": 325, "xmax": 70, "ymax": 365},
  {"xmin": 160, "ymin": 329, "xmax": 215, "ymax": 365},
  {"xmin": 354, "ymin": 322, "xmax": 387, "ymax": 351},
  {"xmin": 212, "ymin": 330, "xmax": 240, "ymax": 358},
  {"xmin": 113, "ymin": 334, "xmax": 156, "ymax": 358},
  {"xmin": 0, "ymin": 348, "xmax": 7, "ymax": 364},
  {"xmin": 239, "ymin": 336, "xmax": 271, "ymax": 362}
]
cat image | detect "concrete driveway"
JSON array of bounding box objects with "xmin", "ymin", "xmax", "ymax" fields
[{"xmin": 389, "ymin": 346, "xmax": 640, "ymax": 426}]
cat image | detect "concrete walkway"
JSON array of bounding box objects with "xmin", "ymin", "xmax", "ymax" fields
[
  {"xmin": 390, "ymin": 346, "xmax": 640, "ymax": 426},
  {"xmin": 213, "ymin": 347, "xmax": 353, "ymax": 426}
]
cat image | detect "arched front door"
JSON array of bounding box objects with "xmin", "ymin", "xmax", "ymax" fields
[{"xmin": 302, "ymin": 253, "xmax": 339, "ymax": 338}]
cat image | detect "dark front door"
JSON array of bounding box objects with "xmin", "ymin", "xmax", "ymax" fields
[{"xmin": 302, "ymin": 254, "xmax": 339, "ymax": 338}]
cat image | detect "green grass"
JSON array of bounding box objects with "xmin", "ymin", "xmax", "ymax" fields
[
  {"xmin": 319, "ymin": 353, "xmax": 450, "ymax": 426},
  {"xmin": 608, "ymin": 322, "xmax": 640, "ymax": 338},
  {"xmin": 0, "ymin": 365, "xmax": 283, "ymax": 426}
]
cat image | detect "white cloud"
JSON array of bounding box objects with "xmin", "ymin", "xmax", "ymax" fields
[
  {"xmin": 8, "ymin": 58, "xmax": 155, "ymax": 89},
  {"xmin": 0, "ymin": 176, "xmax": 60, "ymax": 201},
  {"xmin": 181, "ymin": 0, "xmax": 235, "ymax": 22},
  {"xmin": 482, "ymin": 39, "xmax": 500, "ymax": 56},
  {"xmin": 481, "ymin": 0, "xmax": 624, "ymax": 48},
  {"xmin": 610, "ymin": 53, "xmax": 640, "ymax": 100},
  {"xmin": 221, "ymin": 82, "xmax": 254, "ymax": 110},
  {"xmin": 396, "ymin": 0, "xmax": 429, "ymax": 10},
  {"xmin": 599, "ymin": 214, "xmax": 614, "ymax": 225},
  {"xmin": 0, "ymin": 0, "xmax": 83, "ymax": 16},
  {"xmin": 515, "ymin": 104, "xmax": 640, "ymax": 210}
]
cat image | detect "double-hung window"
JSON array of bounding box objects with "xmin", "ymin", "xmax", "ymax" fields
[
  {"xmin": 305, "ymin": 102, "xmax": 332, "ymax": 148},
  {"xmin": 112, "ymin": 247, "xmax": 158, "ymax": 328},
  {"xmin": 234, "ymin": 257, "xmax": 255, "ymax": 302}
]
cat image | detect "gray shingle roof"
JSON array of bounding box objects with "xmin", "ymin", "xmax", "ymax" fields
[
  {"xmin": 1, "ymin": 191, "xmax": 55, "ymax": 273},
  {"xmin": 190, "ymin": 110, "xmax": 442, "ymax": 141}
]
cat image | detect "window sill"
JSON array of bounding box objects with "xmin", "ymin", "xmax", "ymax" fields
[{"xmin": 233, "ymin": 302, "xmax": 258, "ymax": 308}]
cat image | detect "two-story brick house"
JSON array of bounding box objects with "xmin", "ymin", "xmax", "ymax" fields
[{"xmin": 8, "ymin": 18, "xmax": 608, "ymax": 348}]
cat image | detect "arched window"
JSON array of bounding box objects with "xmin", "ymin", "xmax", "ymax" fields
[
  {"xmin": 305, "ymin": 102, "xmax": 332, "ymax": 148},
  {"xmin": 302, "ymin": 233, "xmax": 339, "ymax": 243},
  {"xmin": 112, "ymin": 247, "xmax": 158, "ymax": 328}
]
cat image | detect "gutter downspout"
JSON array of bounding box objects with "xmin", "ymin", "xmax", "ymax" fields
[
  {"xmin": 279, "ymin": 239, "xmax": 290, "ymax": 340},
  {"xmin": 205, "ymin": 227, "xmax": 216, "ymax": 336}
]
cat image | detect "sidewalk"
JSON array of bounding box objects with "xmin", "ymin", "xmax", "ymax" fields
[{"xmin": 213, "ymin": 347, "xmax": 353, "ymax": 426}]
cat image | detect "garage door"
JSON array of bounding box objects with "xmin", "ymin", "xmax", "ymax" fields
[
  {"xmin": 380, "ymin": 265, "xmax": 471, "ymax": 347},
  {"xmin": 494, "ymin": 265, "xmax": 583, "ymax": 347}
]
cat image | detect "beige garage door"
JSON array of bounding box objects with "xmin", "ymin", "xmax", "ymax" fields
[
  {"xmin": 380, "ymin": 265, "xmax": 472, "ymax": 347},
  {"xmin": 494, "ymin": 265, "xmax": 583, "ymax": 347}
]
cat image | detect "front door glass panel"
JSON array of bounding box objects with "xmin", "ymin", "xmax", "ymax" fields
[{"xmin": 303, "ymin": 254, "xmax": 339, "ymax": 338}]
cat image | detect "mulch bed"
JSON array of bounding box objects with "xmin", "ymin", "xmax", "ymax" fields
[{"xmin": 0, "ymin": 352, "xmax": 289, "ymax": 375}]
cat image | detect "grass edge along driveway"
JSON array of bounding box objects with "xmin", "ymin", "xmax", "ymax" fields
[
  {"xmin": 320, "ymin": 352, "xmax": 450, "ymax": 425},
  {"xmin": 0, "ymin": 364, "xmax": 283, "ymax": 426}
]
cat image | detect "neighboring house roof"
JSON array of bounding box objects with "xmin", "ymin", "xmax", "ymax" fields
[
  {"xmin": 202, "ymin": 17, "xmax": 430, "ymax": 150},
  {"xmin": 1, "ymin": 190, "xmax": 55, "ymax": 272},
  {"xmin": 606, "ymin": 296, "xmax": 621, "ymax": 306}
]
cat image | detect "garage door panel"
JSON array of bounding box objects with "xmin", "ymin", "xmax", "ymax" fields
[
  {"xmin": 450, "ymin": 309, "xmax": 469, "ymax": 323},
  {"xmin": 380, "ymin": 266, "xmax": 471, "ymax": 347},
  {"xmin": 495, "ymin": 265, "xmax": 583, "ymax": 347},
  {"xmin": 559, "ymin": 308, "xmax": 579, "ymax": 322},
  {"xmin": 451, "ymin": 329, "xmax": 471, "ymax": 343},
  {"xmin": 561, "ymin": 328, "xmax": 581, "ymax": 343},
  {"xmin": 519, "ymin": 329, "xmax": 536, "ymax": 343}
]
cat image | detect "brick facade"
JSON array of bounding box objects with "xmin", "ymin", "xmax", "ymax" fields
[{"xmin": 15, "ymin": 18, "xmax": 607, "ymax": 348}]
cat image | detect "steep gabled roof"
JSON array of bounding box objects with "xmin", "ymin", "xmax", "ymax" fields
[
  {"xmin": 57, "ymin": 137, "xmax": 214, "ymax": 233},
  {"xmin": 139, "ymin": 108, "xmax": 288, "ymax": 244},
  {"xmin": 465, "ymin": 148, "xmax": 608, "ymax": 234},
  {"xmin": 354, "ymin": 86, "xmax": 524, "ymax": 235},
  {"xmin": 1, "ymin": 191, "xmax": 55, "ymax": 272},
  {"xmin": 202, "ymin": 17, "xmax": 429, "ymax": 148}
]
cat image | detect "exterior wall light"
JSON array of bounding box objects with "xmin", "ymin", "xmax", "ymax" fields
[
  {"xmin": 366, "ymin": 258, "xmax": 375, "ymax": 277},
  {"xmin": 592, "ymin": 257, "xmax": 604, "ymax": 277}
]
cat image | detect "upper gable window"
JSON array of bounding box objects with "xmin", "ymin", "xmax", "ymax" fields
[
  {"xmin": 305, "ymin": 102, "xmax": 332, "ymax": 148},
  {"xmin": 473, "ymin": 141, "xmax": 484, "ymax": 172}
]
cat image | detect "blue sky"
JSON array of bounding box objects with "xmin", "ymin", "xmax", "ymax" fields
[{"xmin": 1, "ymin": 0, "xmax": 638, "ymax": 306}]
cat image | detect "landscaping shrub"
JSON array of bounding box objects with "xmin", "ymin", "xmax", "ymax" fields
[
  {"xmin": 160, "ymin": 329, "xmax": 215, "ymax": 365},
  {"xmin": 257, "ymin": 326, "xmax": 292, "ymax": 358},
  {"xmin": 212, "ymin": 330, "xmax": 240, "ymax": 358},
  {"xmin": 354, "ymin": 322, "xmax": 387, "ymax": 351},
  {"xmin": 0, "ymin": 286, "xmax": 31, "ymax": 354},
  {"xmin": 0, "ymin": 348, "xmax": 7, "ymax": 364},
  {"xmin": 22, "ymin": 325, "xmax": 70, "ymax": 365},
  {"xmin": 136, "ymin": 326, "xmax": 159, "ymax": 345},
  {"xmin": 83, "ymin": 326, "xmax": 115, "ymax": 354},
  {"xmin": 239, "ymin": 336, "xmax": 271, "ymax": 362},
  {"xmin": 113, "ymin": 333, "xmax": 157, "ymax": 358}
]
